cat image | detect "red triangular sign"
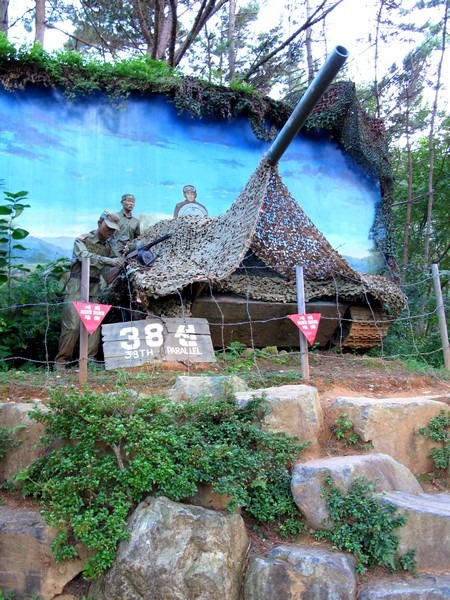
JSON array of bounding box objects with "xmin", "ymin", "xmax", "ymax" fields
[
  {"xmin": 73, "ymin": 302, "xmax": 112, "ymax": 334},
  {"xmin": 288, "ymin": 313, "xmax": 321, "ymax": 345}
]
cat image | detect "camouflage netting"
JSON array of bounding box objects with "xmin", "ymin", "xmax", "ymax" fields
[
  {"xmin": 1, "ymin": 57, "xmax": 405, "ymax": 343},
  {"xmin": 110, "ymin": 163, "xmax": 406, "ymax": 322},
  {"xmin": 286, "ymin": 81, "xmax": 395, "ymax": 267}
]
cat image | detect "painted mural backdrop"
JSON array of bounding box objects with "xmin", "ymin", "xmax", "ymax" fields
[{"xmin": 0, "ymin": 86, "xmax": 381, "ymax": 270}]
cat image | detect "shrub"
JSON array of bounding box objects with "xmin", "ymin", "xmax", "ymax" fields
[
  {"xmin": 0, "ymin": 425, "xmax": 22, "ymax": 461},
  {"xmin": 419, "ymin": 409, "xmax": 450, "ymax": 471},
  {"xmin": 0, "ymin": 259, "xmax": 69, "ymax": 367},
  {"xmin": 17, "ymin": 388, "xmax": 307, "ymax": 578},
  {"xmin": 331, "ymin": 413, "xmax": 372, "ymax": 450},
  {"xmin": 313, "ymin": 476, "xmax": 416, "ymax": 574}
]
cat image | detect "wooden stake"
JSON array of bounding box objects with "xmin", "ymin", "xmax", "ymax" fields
[
  {"xmin": 431, "ymin": 263, "xmax": 450, "ymax": 371},
  {"xmin": 79, "ymin": 257, "xmax": 90, "ymax": 385},
  {"xmin": 296, "ymin": 266, "xmax": 309, "ymax": 380}
]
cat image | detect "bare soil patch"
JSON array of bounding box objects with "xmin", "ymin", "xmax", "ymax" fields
[{"xmin": 1, "ymin": 351, "xmax": 449, "ymax": 405}]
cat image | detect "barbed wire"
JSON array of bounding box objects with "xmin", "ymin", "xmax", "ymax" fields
[{"xmin": 0, "ymin": 262, "xmax": 448, "ymax": 375}]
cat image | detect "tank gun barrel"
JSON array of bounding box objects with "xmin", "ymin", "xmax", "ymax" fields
[{"xmin": 265, "ymin": 45, "xmax": 349, "ymax": 166}]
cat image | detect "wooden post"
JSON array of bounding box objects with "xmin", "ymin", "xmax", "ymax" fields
[
  {"xmin": 431, "ymin": 263, "xmax": 450, "ymax": 371},
  {"xmin": 79, "ymin": 257, "xmax": 90, "ymax": 385},
  {"xmin": 295, "ymin": 266, "xmax": 309, "ymax": 380}
]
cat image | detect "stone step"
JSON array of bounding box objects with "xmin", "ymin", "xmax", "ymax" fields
[
  {"xmin": 244, "ymin": 545, "xmax": 357, "ymax": 600},
  {"xmin": 291, "ymin": 453, "xmax": 423, "ymax": 529},
  {"xmin": 382, "ymin": 491, "xmax": 450, "ymax": 572},
  {"xmin": 358, "ymin": 574, "xmax": 450, "ymax": 599},
  {"xmin": 329, "ymin": 396, "xmax": 448, "ymax": 473}
]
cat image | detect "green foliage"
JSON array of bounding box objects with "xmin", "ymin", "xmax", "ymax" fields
[
  {"xmin": 419, "ymin": 409, "xmax": 450, "ymax": 471},
  {"xmin": 17, "ymin": 389, "xmax": 306, "ymax": 578},
  {"xmin": 0, "ymin": 426, "xmax": 22, "ymax": 460},
  {"xmin": 0, "ymin": 590, "xmax": 17, "ymax": 599},
  {"xmin": 0, "ymin": 259, "xmax": 69, "ymax": 366},
  {"xmin": 331, "ymin": 413, "xmax": 371, "ymax": 450},
  {"xmin": 0, "ymin": 190, "xmax": 31, "ymax": 287},
  {"xmin": 217, "ymin": 341, "xmax": 256, "ymax": 373},
  {"xmin": 0, "ymin": 34, "xmax": 181, "ymax": 100},
  {"xmin": 313, "ymin": 476, "xmax": 416, "ymax": 574},
  {"xmin": 229, "ymin": 78, "xmax": 255, "ymax": 93},
  {"xmin": 369, "ymin": 315, "xmax": 450, "ymax": 372}
]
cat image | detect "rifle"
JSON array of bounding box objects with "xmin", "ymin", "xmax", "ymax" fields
[{"xmin": 106, "ymin": 233, "xmax": 172, "ymax": 285}]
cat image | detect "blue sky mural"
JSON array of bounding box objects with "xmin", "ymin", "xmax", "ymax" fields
[{"xmin": 0, "ymin": 85, "xmax": 380, "ymax": 265}]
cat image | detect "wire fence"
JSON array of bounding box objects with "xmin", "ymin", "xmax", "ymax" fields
[{"xmin": 0, "ymin": 264, "xmax": 449, "ymax": 376}]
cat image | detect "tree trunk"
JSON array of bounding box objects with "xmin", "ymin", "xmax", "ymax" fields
[
  {"xmin": 227, "ymin": 0, "xmax": 236, "ymax": 81},
  {"xmin": 0, "ymin": 0, "xmax": 8, "ymax": 35},
  {"xmin": 422, "ymin": 0, "xmax": 448, "ymax": 271},
  {"xmin": 305, "ymin": 0, "xmax": 315, "ymax": 84},
  {"xmin": 35, "ymin": 0, "xmax": 46, "ymax": 44},
  {"xmin": 417, "ymin": 0, "xmax": 448, "ymax": 332},
  {"xmin": 174, "ymin": 0, "xmax": 229, "ymax": 67},
  {"xmin": 401, "ymin": 107, "xmax": 413, "ymax": 281},
  {"xmin": 373, "ymin": 0, "xmax": 385, "ymax": 119}
]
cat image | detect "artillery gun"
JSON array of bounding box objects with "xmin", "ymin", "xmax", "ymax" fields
[{"xmin": 108, "ymin": 47, "xmax": 406, "ymax": 350}]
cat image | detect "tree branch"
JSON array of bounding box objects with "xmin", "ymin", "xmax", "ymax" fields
[
  {"xmin": 242, "ymin": 0, "xmax": 344, "ymax": 80},
  {"xmin": 174, "ymin": 0, "xmax": 229, "ymax": 66}
]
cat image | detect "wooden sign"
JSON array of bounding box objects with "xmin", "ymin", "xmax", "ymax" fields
[
  {"xmin": 288, "ymin": 313, "xmax": 321, "ymax": 345},
  {"xmin": 101, "ymin": 317, "xmax": 215, "ymax": 370},
  {"xmin": 73, "ymin": 302, "xmax": 111, "ymax": 334}
]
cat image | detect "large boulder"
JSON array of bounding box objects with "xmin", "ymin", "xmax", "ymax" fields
[
  {"xmin": 329, "ymin": 396, "xmax": 448, "ymax": 473},
  {"xmin": 0, "ymin": 402, "xmax": 49, "ymax": 482},
  {"xmin": 0, "ymin": 506, "xmax": 89, "ymax": 600},
  {"xmin": 358, "ymin": 575, "xmax": 450, "ymax": 598},
  {"xmin": 244, "ymin": 545, "xmax": 356, "ymax": 599},
  {"xmin": 89, "ymin": 496, "xmax": 249, "ymax": 600},
  {"xmin": 235, "ymin": 385, "xmax": 323, "ymax": 452},
  {"xmin": 167, "ymin": 375, "xmax": 248, "ymax": 402},
  {"xmin": 382, "ymin": 492, "xmax": 450, "ymax": 572},
  {"xmin": 291, "ymin": 454, "xmax": 422, "ymax": 530}
]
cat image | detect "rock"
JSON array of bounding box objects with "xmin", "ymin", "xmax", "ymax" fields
[
  {"xmin": 291, "ymin": 453, "xmax": 423, "ymax": 530},
  {"xmin": 382, "ymin": 492, "xmax": 450, "ymax": 572},
  {"xmin": 0, "ymin": 506, "xmax": 89, "ymax": 600},
  {"xmin": 329, "ymin": 396, "xmax": 448, "ymax": 473},
  {"xmin": 358, "ymin": 574, "xmax": 450, "ymax": 598},
  {"xmin": 0, "ymin": 402, "xmax": 49, "ymax": 482},
  {"xmin": 167, "ymin": 375, "xmax": 248, "ymax": 402},
  {"xmin": 89, "ymin": 496, "xmax": 249, "ymax": 600},
  {"xmin": 235, "ymin": 385, "xmax": 323, "ymax": 452},
  {"xmin": 244, "ymin": 545, "xmax": 356, "ymax": 599}
]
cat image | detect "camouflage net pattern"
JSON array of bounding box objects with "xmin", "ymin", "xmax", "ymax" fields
[
  {"xmin": 111, "ymin": 161, "xmax": 406, "ymax": 322},
  {"xmin": 286, "ymin": 81, "xmax": 395, "ymax": 266},
  {"xmin": 1, "ymin": 58, "xmax": 405, "ymax": 345}
]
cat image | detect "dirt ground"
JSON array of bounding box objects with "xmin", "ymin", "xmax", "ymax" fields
[{"xmin": 1, "ymin": 350, "xmax": 449, "ymax": 405}]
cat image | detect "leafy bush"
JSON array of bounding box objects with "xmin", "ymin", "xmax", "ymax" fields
[
  {"xmin": 0, "ymin": 425, "xmax": 22, "ymax": 461},
  {"xmin": 313, "ymin": 476, "xmax": 416, "ymax": 574},
  {"xmin": 331, "ymin": 413, "xmax": 372, "ymax": 450},
  {"xmin": 419, "ymin": 409, "xmax": 450, "ymax": 471},
  {"xmin": 0, "ymin": 35, "xmax": 181, "ymax": 100},
  {"xmin": 0, "ymin": 259, "xmax": 69, "ymax": 367},
  {"xmin": 17, "ymin": 389, "xmax": 307, "ymax": 578}
]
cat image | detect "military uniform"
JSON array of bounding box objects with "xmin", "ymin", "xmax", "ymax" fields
[
  {"xmin": 114, "ymin": 208, "xmax": 141, "ymax": 252},
  {"xmin": 55, "ymin": 230, "xmax": 120, "ymax": 366}
]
